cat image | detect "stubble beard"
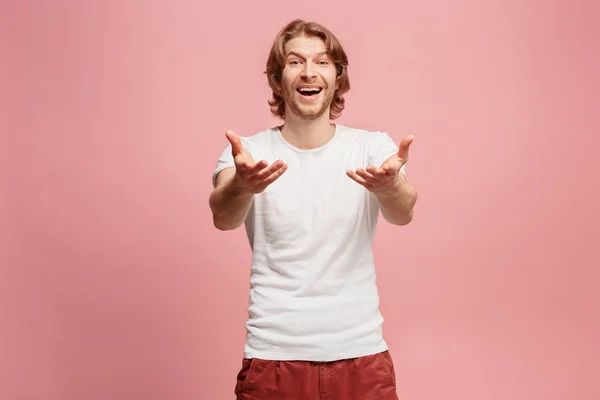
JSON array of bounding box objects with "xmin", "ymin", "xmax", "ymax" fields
[{"xmin": 283, "ymin": 85, "xmax": 336, "ymax": 121}]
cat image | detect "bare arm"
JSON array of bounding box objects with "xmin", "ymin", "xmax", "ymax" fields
[
  {"xmin": 209, "ymin": 168, "xmax": 255, "ymax": 231},
  {"xmin": 209, "ymin": 131, "xmax": 288, "ymax": 231},
  {"xmin": 374, "ymin": 173, "xmax": 418, "ymax": 225}
]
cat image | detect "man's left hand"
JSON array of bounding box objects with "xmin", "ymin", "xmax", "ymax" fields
[{"xmin": 346, "ymin": 135, "xmax": 414, "ymax": 195}]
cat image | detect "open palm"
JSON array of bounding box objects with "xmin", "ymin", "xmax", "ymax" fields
[
  {"xmin": 346, "ymin": 135, "xmax": 414, "ymax": 194},
  {"xmin": 226, "ymin": 130, "xmax": 287, "ymax": 194}
]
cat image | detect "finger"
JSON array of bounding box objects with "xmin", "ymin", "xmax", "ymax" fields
[
  {"xmin": 381, "ymin": 161, "xmax": 401, "ymax": 176},
  {"xmin": 225, "ymin": 130, "xmax": 244, "ymax": 156},
  {"xmin": 254, "ymin": 160, "xmax": 285, "ymax": 180},
  {"xmin": 236, "ymin": 161, "xmax": 252, "ymax": 172},
  {"xmin": 244, "ymin": 159, "xmax": 269, "ymax": 174},
  {"xmin": 355, "ymin": 168, "xmax": 379, "ymax": 183},
  {"xmin": 383, "ymin": 165, "xmax": 399, "ymax": 176},
  {"xmin": 397, "ymin": 135, "xmax": 414, "ymax": 160},
  {"xmin": 236, "ymin": 159, "xmax": 258, "ymax": 173},
  {"xmin": 261, "ymin": 163, "xmax": 288, "ymax": 186},
  {"xmin": 346, "ymin": 170, "xmax": 374, "ymax": 190},
  {"xmin": 365, "ymin": 165, "xmax": 389, "ymax": 182}
]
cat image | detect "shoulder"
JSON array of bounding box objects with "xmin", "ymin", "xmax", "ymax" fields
[
  {"xmin": 220, "ymin": 127, "xmax": 278, "ymax": 158},
  {"xmin": 238, "ymin": 127, "xmax": 278, "ymax": 146},
  {"xmin": 335, "ymin": 124, "xmax": 391, "ymax": 144},
  {"xmin": 215, "ymin": 126, "xmax": 277, "ymax": 161}
]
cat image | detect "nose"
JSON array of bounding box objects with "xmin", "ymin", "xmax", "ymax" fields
[{"xmin": 300, "ymin": 62, "xmax": 316, "ymax": 79}]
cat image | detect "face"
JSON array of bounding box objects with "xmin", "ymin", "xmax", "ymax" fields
[{"xmin": 279, "ymin": 35, "xmax": 339, "ymax": 120}]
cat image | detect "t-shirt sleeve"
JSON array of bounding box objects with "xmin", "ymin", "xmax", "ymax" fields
[
  {"xmin": 368, "ymin": 131, "xmax": 407, "ymax": 177},
  {"xmin": 212, "ymin": 144, "xmax": 234, "ymax": 188}
]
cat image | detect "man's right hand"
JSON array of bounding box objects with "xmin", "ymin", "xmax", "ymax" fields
[{"xmin": 226, "ymin": 130, "xmax": 288, "ymax": 194}]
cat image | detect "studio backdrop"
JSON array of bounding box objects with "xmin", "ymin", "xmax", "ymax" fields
[{"xmin": 2, "ymin": 1, "xmax": 598, "ymax": 399}]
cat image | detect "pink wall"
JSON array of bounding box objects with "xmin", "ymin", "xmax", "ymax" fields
[{"xmin": 2, "ymin": 1, "xmax": 599, "ymax": 399}]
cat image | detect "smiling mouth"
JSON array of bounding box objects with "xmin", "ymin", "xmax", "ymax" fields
[{"xmin": 296, "ymin": 88, "xmax": 323, "ymax": 97}]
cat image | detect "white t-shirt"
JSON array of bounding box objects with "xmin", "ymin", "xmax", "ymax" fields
[{"xmin": 212, "ymin": 124, "xmax": 405, "ymax": 362}]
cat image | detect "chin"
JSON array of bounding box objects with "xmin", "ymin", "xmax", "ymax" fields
[
  {"xmin": 296, "ymin": 109, "xmax": 327, "ymax": 120},
  {"xmin": 292, "ymin": 103, "xmax": 330, "ymax": 120}
]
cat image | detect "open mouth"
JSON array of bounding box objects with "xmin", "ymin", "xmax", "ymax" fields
[{"xmin": 296, "ymin": 87, "xmax": 323, "ymax": 97}]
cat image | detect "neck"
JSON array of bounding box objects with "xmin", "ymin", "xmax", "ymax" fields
[{"xmin": 279, "ymin": 110, "xmax": 335, "ymax": 150}]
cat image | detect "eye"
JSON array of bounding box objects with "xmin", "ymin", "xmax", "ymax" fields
[
  {"xmin": 289, "ymin": 59, "xmax": 301, "ymax": 65},
  {"xmin": 319, "ymin": 60, "xmax": 329, "ymax": 65}
]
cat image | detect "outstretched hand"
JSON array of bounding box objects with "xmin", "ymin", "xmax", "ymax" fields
[
  {"xmin": 346, "ymin": 135, "xmax": 414, "ymax": 195},
  {"xmin": 226, "ymin": 130, "xmax": 288, "ymax": 194}
]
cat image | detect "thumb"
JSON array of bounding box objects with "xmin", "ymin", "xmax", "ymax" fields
[
  {"xmin": 225, "ymin": 130, "xmax": 244, "ymax": 156},
  {"xmin": 397, "ymin": 135, "xmax": 414, "ymax": 160}
]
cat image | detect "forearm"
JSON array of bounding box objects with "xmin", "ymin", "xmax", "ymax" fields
[
  {"xmin": 209, "ymin": 177, "xmax": 255, "ymax": 231},
  {"xmin": 375, "ymin": 175, "xmax": 418, "ymax": 225}
]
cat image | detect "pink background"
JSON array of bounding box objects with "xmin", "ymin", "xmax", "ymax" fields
[{"xmin": 2, "ymin": 1, "xmax": 599, "ymax": 399}]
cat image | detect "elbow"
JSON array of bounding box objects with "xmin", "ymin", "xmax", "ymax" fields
[
  {"xmin": 399, "ymin": 210, "xmax": 414, "ymax": 225},
  {"xmin": 213, "ymin": 216, "xmax": 231, "ymax": 231},
  {"xmin": 381, "ymin": 208, "xmax": 414, "ymax": 226},
  {"xmin": 212, "ymin": 214, "xmax": 241, "ymax": 231},
  {"xmin": 391, "ymin": 209, "xmax": 414, "ymax": 226}
]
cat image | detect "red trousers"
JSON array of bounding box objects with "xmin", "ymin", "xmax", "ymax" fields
[{"xmin": 235, "ymin": 350, "xmax": 399, "ymax": 400}]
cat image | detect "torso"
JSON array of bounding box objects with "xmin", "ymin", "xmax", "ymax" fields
[{"xmin": 221, "ymin": 124, "xmax": 398, "ymax": 361}]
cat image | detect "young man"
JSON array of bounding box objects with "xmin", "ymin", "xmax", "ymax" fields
[{"xmin": 209, "ymin": 19, "xmax": 417, "ymax": 400}]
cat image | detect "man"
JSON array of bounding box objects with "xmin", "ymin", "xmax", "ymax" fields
[{"xmin": 209, "ymin": 19, "xmax": 417, "ymax": 400}]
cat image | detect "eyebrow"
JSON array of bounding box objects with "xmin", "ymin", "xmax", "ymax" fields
[{"xmin": 286, "ymin": 51, "xmax": 329, "ymax": 59}]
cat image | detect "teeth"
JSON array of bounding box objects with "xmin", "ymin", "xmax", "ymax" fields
[{"xmin": 298, "ymin": 88, "xmax": 321, "ymax": 92}]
